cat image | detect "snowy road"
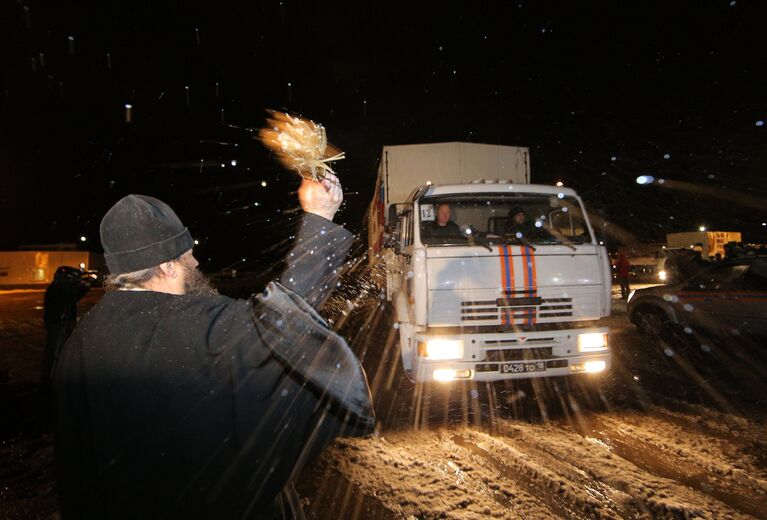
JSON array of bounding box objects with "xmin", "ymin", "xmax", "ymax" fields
[
  {"xmin": 1, "ymin": 287, "xmax": 766, "ymax": 519},
  {"xmin": 297, "ymin": 286, "xmax": 767, "ymax": 519},
  {"xmin": 302, "ymin": 406, "xmax": 767, "ymax": 519}
]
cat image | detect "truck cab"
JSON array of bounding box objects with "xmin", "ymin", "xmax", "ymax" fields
[{"xmin": 386, "ymin": 181, "xmax": 612, "ymax": 383}]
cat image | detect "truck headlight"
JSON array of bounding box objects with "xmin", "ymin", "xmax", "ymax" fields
[
  {"xmin": 417, "ymin": 339, "xmax": 464, "ymax": 360},
  {"xmin": 578, "ymin": 333, "xmax": 608, "ymax": 352}
]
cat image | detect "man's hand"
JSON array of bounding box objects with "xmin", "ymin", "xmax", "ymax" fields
[{"xmin": 298, "ymin": 172, "xmax": 343, "ymax": 221}]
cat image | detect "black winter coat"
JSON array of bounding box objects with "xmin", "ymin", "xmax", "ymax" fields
[
  {"xmin": 53, "ymin": 213, "xmax": 374, "ymax": 519},
  {"xmin": 43, "ymin": 278, "xmax": 90, "ymax": 385}
]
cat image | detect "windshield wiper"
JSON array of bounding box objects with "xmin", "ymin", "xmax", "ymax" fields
[
  {"xmin": 469, "ymin": 236, "xmax": 493, "ymax": 252},
  {"xmin": 545, "ymin": 229, "xmax": 578, "ymax": 251},
  {"xmin": 495, "ymin": 234, "xmax": 537, "ymax": 251},
  {"xmin": 516, "ymin": 236, "xmax": 537, "ymax": 251}
]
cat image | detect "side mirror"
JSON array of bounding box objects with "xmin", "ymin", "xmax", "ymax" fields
[
  {"xmin": 388, "ymin": 205, "xmax": 399, "ymax": 225},
  {"xmin": 383, "ymin": 226, "xmax": 400, "ymax": 250}
]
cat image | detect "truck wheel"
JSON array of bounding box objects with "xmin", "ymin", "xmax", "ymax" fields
[{"xmin": 634, "ymin": 306, "xmax": 670, "ymax": 338}]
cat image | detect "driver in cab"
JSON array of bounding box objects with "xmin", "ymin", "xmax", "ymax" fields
[{"xmin": 426, "ymin": 203, "xmax": 462, "ymax": 239}]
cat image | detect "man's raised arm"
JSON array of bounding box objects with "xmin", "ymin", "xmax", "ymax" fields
[{"xmin": 280, "ymin": 173, "xmax": 352, "ymax": 308}]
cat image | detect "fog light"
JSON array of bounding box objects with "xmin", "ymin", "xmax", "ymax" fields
[
  {"xmin": 570, "ymin": 360, "xmax": 607, "ymax": 373},
  {"xmin": 433, "ymin": 368, "xmax": 472, "ymax": 382},
  {"xmin": 578, "ymin": 333, "xmax": 608, "ymax": 352},
  {"xmin": 418, "ymin": 339, "xmax": 464, "ymax": 360},
  {"xmin": 584, "ymin": 360, "xmax": 606, "ymax": 373}
]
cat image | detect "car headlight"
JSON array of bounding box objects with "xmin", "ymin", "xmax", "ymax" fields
[
  {"xmin": 578, "ymin": 332, "xmax": 608, "ymax": 352},
  {"xmin": 658, "ymin": 270, "xmax": 667, "ymax": 281},
  {"xmin": 627, "ymin": 290, "xmax": 636, "ymax": 303},
  {"xmin": 417, "ymin": 339, "xmax": 464, "ymax": 360}
]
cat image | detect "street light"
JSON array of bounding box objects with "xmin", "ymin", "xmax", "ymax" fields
[
  {"xmin": 636, "ymin": 175, "xmax": 655, "ymax": 185},
  {"xmin": 555, "ymin": 181, "xmax": 564, "ymax": 187},
  {"xmin": 80, "ymin": 236, "xmax": 87, "ymax": 242},
  {"xmin": 699, "ymin": 226, "xmax": 706, "ymax": 232}
]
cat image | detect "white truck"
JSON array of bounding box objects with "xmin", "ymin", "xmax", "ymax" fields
[{"xmin": 368, "ymin": 142, "xmax": 612, "ymax": 383}]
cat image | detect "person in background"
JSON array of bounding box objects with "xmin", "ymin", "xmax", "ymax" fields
[
  {"xmin": 41, "ymin": 266, "xmax": 91, "ymax": 427},
  {"xmin": 616, "ymin": 252, "xmax": 631, "ymax": 299}
]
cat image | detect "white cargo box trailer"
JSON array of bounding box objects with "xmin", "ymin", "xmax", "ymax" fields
[{"xmin": 370, "ymin": 143, "xmax": 530, "ymax": 255}]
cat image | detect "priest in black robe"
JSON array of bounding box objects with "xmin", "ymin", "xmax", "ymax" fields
[{"xmin": 53, "ymin": 173, "xmax": 374, "ymax": 519}]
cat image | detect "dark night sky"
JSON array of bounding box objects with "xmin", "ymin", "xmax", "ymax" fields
[{"xmin": 2, "ymin": 1, "xmax": 766, "ymax": 270}]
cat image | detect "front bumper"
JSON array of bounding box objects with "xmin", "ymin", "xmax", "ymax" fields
[{"xmin": 410, "ymin": 327, "xmax": 610, "ymax": 383}]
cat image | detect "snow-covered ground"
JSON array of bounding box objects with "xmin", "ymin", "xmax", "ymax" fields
[
  {"xmin": 304, "ymin": 404, "xmax": 767, "ymax": 519},
  {"xmin": 297, "ymin": 386, "xmax": 767, "ymax": 519}
]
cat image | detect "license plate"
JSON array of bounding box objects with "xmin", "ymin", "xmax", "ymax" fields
[{"xmin": 500, "ymin": 361, "xmax": 546, "ymax": 374}]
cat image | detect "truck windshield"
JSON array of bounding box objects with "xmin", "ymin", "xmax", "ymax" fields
[{"xmin": 418, "ymin": 193, "xmax": 593, "ymax": 246}]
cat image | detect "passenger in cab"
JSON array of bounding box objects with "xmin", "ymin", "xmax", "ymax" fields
[{"xmin": 504, "ymin": 206, "xmax": 536, "ymax": 238}]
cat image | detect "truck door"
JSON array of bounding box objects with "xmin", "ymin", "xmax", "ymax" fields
[
  {"xmin": 397, "ymin": 206, "xmax": 415, "ymax": 315},
  {"xmin": 394, "ymin": 205, "xmax": 417, "ymax": 372}
]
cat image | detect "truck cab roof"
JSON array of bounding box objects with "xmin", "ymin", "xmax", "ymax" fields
[{"xmin": 417, "ymin": 183, "xmax": 579, "ymax": 199}]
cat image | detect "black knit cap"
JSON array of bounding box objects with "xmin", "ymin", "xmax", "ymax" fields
[{"xmin": 100, "ymin": 194, "xmax": 194, "ymax": 275}]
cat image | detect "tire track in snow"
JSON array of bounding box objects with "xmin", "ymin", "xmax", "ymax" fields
[
  {"xmin": 493, "ymin": 419, "xmax": 758, "ymax": 519},
  {"xmin": 318, "ymin": 431, "xmax": 558, "ymax": 519},
  {"xmin": 298, "ymin": 463, "xmax": 407, "ymax": 520},
  {"xmin": 648, "ymin": 405, "xmax": 767, "ymax": 474},
  {"xmin": 452, "ymin": 430, "xmax": 632, "ymax": 519},
  {"xmin": 578, "ymin": 414, "xmax": 767, "ymax": 519},
  {"xmin": 645, "ymin": 401, "xmax": 767, "ymax": 457},
  {"xmin": 603, "ymin": 411, "xmax": 767, "ymax": 483}
]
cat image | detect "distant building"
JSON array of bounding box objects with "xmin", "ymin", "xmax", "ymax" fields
[
  {"xmin": 666, "ymin": 231, "xmax": 742, "ymax": 259},
  {"xmin": 0, "ymin": 245, "xmax": 104, "ymax": 287}
]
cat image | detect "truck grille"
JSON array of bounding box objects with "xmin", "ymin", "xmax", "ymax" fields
[
  {"xmin": 484, "ymin": 337, "xmax": 556, "ymax": 346},
  {"xmin": 483, "ymin": 347, "xmax": 554, "ymax": 361},
  {"xmin": 459, "ymin": 297, "xmax": 573, "ymax": 322}
]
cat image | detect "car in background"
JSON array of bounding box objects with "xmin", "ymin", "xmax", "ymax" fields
[{"xmin": 627, "ymin": 256, "xmax": 767, "ymax": 341}]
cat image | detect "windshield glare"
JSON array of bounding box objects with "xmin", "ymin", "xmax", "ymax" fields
[{"xmin": 418, "ymin": 194, "xmax": 592, "ymax": 246}]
